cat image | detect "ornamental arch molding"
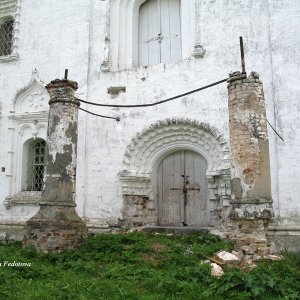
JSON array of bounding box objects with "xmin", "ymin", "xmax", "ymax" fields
[
  {"xmin": 12, "ymin": 68, "xmax": 48, "ymax": 114},
  {"xmin": 119, "ymin": 118, "xmax": 232, "ymax": 227},
  {"xmin": 5, "ymin": 69, "xmax": 49, "ymax": 209}
]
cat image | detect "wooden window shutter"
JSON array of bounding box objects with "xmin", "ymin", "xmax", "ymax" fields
[{"xmin": 139, "ymin": 0, "xmax": 181, "ymax": 66}]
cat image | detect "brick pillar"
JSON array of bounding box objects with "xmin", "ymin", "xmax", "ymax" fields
[
  {"xmin": 227, "ymin": 71, "xmax": 273, "ymax": 256},
  {"xmin": 23, "ymin": 79, "xmax": 87, "ymax": 252}
]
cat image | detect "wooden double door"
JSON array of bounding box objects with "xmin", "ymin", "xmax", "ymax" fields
[{"xmin": 157, "ymin": 150, "xmax": 208, "ymax": 226}]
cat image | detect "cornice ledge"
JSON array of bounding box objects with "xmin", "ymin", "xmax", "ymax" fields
[{"xmin": 0, "ymin": 54, "xmax": 18, "ymax": 62}]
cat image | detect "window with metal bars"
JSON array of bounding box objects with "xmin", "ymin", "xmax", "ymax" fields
[
  {"xmin": 0, "ymin": 18, "xmax": 14, "ymax": 56},
  {"xmin": 26, "ymin": 139, "xmax": 46, "ymax": 191}
]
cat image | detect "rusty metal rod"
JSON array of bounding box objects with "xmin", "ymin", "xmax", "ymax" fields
[{"xmin": 239, "ymin": 36, "xmax": 246, "ymax": 74}]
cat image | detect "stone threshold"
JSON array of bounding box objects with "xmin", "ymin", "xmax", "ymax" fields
[{"xmin": 142, "ymin": 226, "xmax": 210, "ymax": 234}]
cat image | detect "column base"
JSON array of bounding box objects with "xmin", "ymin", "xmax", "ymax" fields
[
  {"xmin": 23, "ymin": 205, "xmax": 87, "ymax": 253},
  {"xmin": 231, "ymin": 219, "xmax": 274, "ymax": 257}
]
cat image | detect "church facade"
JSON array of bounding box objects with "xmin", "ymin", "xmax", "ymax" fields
[{"xmin": 0, "ymin": 0, "xmax": 299, "ymax": 250}]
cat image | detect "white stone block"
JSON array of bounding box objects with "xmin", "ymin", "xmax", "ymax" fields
[
  {"xmin": 215, "ymin": 251, "xmax": 241, "ymax": 263},
  {"xmin": 210, "ymin": 263, "xmax": 224, "ymax": 277},
  {"xmin": 265, "ymin": 255, "xmax": 283, "ymax": 261}
]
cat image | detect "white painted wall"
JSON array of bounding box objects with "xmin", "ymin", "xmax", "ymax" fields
[
  {"xmin": 267, "ymin": 1, "xmax": 300, "ymax": 226},
  {"xmin": 0, "ymin": 0, "xmax": 299, "ymax": 231}
]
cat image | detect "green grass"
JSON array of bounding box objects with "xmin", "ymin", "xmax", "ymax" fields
[{"xmin": 0, "ymin": 232, "xmax": 299, "ymax": 300}]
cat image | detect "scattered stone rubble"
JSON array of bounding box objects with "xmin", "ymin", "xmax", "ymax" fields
[
  {"xmin": 138, "ymin": 228, "xmax": 283, "ymax": 277},
  {"xmin": 215, "ymin": 250, "xmax": 240, "ymax": 264},
  {"xmin": 205, "ymin": 250, "xmax": 283, "ymax": 277}
]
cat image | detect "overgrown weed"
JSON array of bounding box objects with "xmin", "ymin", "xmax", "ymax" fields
[{"xmin": 0, "ymin": 232, "xmax": 298, "ymax": 299}]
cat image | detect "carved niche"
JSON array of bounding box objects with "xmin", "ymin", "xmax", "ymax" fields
[{"xmin": 5, "ymin": 69, "xmax": 49, "ymax": 209}]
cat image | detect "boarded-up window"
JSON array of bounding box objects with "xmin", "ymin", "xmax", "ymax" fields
[{"xmin": 138, "ymin": 0, "xmax": 181, "ymax": 66}]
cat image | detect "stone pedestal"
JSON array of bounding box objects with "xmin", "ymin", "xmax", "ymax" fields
[
  {"xmin": 23, "ymin": 79, "xmax": 87, "ymax": 252},
  {"xmin": 227, "ymin": 71, "xmax": 273, "ymax": 256}
]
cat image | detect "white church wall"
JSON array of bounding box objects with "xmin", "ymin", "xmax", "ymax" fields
[
  {"xmin": 79, "ymin": 0, "xmax": 282, "ymax": 227},
  {"xmin": 268, "ymin": 0, "xmax": 300, "ymax": 226},
  {"xmin": 0, "ymin": 0, "xmax": 299, "ymax": 238},
  {"xmin": 0, "ymin": 0, "xmax": 90, "ymax": 222}
]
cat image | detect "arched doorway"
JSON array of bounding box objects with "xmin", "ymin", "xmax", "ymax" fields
[
  {"xmin": 157, "ymin": 150, "xmax": 208, "ymax": 227},
  {"xmin": 119, "ymin": 118, "xmax": 231, "ymax": 228}
]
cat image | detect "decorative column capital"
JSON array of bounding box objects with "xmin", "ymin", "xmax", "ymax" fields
[
  {"xmin": 46, "ymin": 79, "xmax": 80, "ymax": 106},
  {"xmin": 46, "ymin": 79, "xmax": 78, "ymax": 90}
]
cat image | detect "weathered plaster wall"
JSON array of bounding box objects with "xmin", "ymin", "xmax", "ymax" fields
[
  {"xmin": 80, "ymin": 0, "xmax": 278, "ymax": 228},
  {"xmin": 0, "ymin": 0, "xmax": 299, "ymax": 242},
  {"xmin": 0, "ymin": 0, "xmax": 90, "ymax": 223},
  {"xmin": 268, "ymin": 0, "xmax": 300, "ymax": 224}
]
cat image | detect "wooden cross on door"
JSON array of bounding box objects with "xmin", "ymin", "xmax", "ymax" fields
[{"xmin": 170, "ymin": 175, "xmax": 200, "ymax": 226}]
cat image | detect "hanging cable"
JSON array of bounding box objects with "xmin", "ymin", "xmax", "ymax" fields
[
  {"xmin": 266, "ymin": 118, "xmax": 284, "ymax": 141},
  {"xmin": 79, "ymin": 107, "xmax": 120, "ymax": 121},
  {"xmin": 76, "ymin": 78, "xmax": 228, "ymax": 108}
]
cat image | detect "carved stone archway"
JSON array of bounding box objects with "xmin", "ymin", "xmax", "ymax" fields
[{"xmin": 119, "ymin": 118, "xmax": 231, "ymax": 227}]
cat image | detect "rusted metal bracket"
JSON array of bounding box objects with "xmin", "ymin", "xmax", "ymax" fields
[{"xmin": 239, "ymin": 36, "xmax": 246, "ymax": 74}]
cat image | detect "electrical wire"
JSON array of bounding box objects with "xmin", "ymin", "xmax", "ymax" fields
[
  {"xmin": 266, "ymin": 118, "xmax": 284, "ymax": 141},
  {"xmin": 76, "ymin": 78, "xmax": 228, "ymax": 108},
  {"xmin": 79, "ymin": 107, "xmax": 120, "ymax": 121},
  {"xmin": 79, "ymin": 79, "xmax": 283, "ymax": 142}
]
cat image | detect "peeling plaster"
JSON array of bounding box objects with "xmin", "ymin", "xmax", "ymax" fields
[{"xmin": 47, "ymin": 112, "xmax": 75, "ymax": 164}]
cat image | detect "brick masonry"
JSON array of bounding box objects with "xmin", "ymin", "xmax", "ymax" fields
[
  {"xmin": 227, "ymin": 71, "xmax": 274, "ymax": 256},
  {"xmin": 121, "ymin": 195, "xmax": 157, "ymax": 227}
]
